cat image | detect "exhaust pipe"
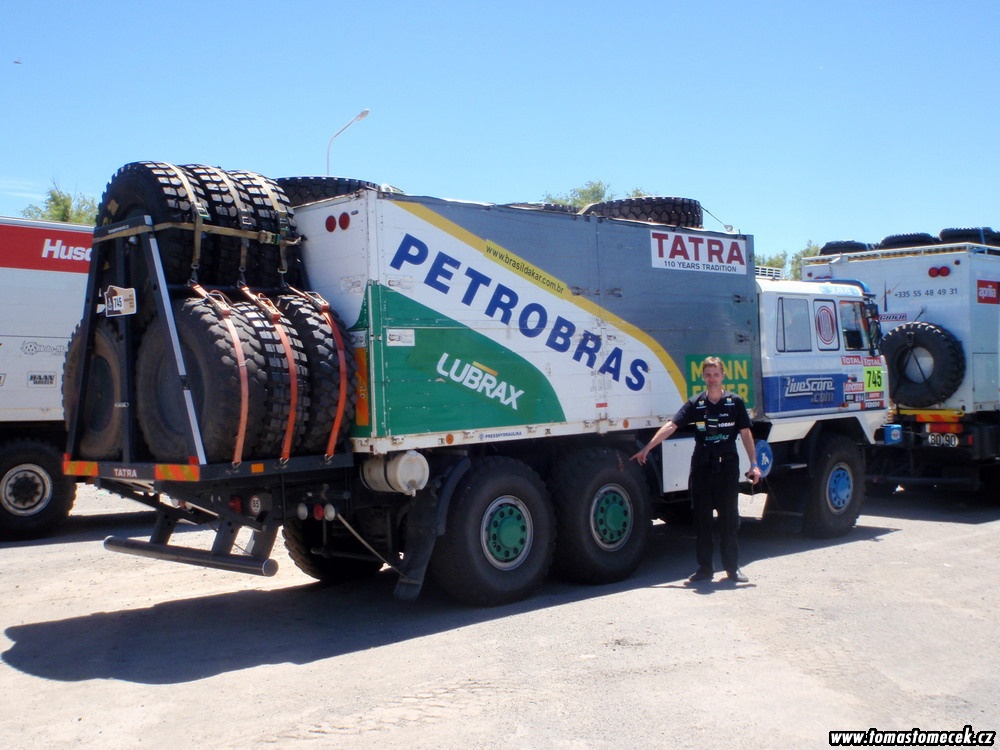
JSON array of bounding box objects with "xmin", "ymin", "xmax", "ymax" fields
[{"xmin": 104, "ymin": 536, "xmax": 278, "ymax": 577}]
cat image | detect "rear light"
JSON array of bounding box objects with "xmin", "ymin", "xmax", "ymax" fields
[{"xmin": 927, "ymin": 266, "xmax": 951, "ymax": 277}]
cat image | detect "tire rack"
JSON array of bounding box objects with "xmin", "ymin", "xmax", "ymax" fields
[{"xmin": 64, "ymin": 215, "xmax": 354, "ymax": 576}]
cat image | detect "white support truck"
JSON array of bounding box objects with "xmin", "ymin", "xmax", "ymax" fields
[
  {"xmin": 0, "ymin": 215, "xmax": 93, "ymax": 537},
  {"xmin": 804, "ymin": 230, "xmax": 1000, "ymax": 491},
  {"xmin": 63, "ymin": 162, "xmax": 889, "ymax": 605}
]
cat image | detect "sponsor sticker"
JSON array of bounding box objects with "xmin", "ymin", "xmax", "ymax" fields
[{"xmin": 977, "ymin": 280, "xmax": 999, "ymax": 304}]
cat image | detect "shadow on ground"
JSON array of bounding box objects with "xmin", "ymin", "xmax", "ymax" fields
[{"xmin": 2, "ymin": 515, "xmax": 899, "ymax": 685}]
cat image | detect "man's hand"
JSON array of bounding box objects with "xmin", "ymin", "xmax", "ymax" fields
[{"xmin": 631, "ymin": 447, "xmax": 649, "ymax": 465}]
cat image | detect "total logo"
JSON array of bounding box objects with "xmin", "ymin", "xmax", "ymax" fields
[
  {"xmin": 436, "ymin": 352, "xmax": 524, "ymax": 410},
  {"xmin": 977, "ymin": 280, "xmax": 999, "ymax": 304}
]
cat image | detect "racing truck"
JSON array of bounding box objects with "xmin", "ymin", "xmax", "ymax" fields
[
  {"xmin": 62, "ymin": 162, "xmax": 889, "ymax": 605},
  {"xmin": 804, "ymin": 229, "xmax": 1000, "ymax": 492},
  {"xmin": 0, "ymin": 215, "xmax": 93, "ymax": 537}
]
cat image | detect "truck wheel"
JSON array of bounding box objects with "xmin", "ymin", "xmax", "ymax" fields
[
  {"xmin": 282, "ymin": 517, "xmax": 383, "ymax": 583},
  {"xmin": 97, "ymin": 161, "xmax": 210, "ymax": 285},
  {"xmin": 549, "ymin": 447, "xmax": 651, "ymax": 584},
  {"xmin": 275, "ymin": 295, "xmax": 357, "ymax": 454},
  {"xmin": 803, "ymin": 434, "xmax": 864, "ymax": 538},
  {"xmin": 136, "ymin": 298, "xmax": 268, "ymax": 463},
  {"xmin": 226, "ymin": 171, "xmax": 299, "ymax": 288},
  {"xmin": 63, "ymin": 321, "xmax": 125, "ymax": 459},
  {"xmin": 429, "ymin": 457, "xmax": 555, "ymax": 606},
  {"xmin": 582, "ymin": 196, "xmax": 703, "ymax": 228},
  {"xmin": 0, "ymin": 440, "xmax": 76, "ymax": 538},
  {"xmin": 880, "ymin": 322, "xmax": 965, "ymax": 408},
  {"xmin": 275, "ymin": 176, "xmax": 378, "ymax": 207}
]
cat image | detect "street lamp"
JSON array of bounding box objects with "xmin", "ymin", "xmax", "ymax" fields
[{"xmin": 326, "ymin": 108, "xmax": 370, "ymax": 176}]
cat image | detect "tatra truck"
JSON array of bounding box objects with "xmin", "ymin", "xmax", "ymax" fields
[{"xmin": 62, "ymin": 162, "xmax": 889, "ymax": 605}]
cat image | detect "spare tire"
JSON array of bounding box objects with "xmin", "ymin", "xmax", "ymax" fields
[
  {"xmin": 938, "ymin": 227, "xmax": 1000, "ymax": 246},
  {"xmin": 582, "ymin": 197, "xmax": 703, "ymax": 228},
  {"xmin": 97, "ymin": 162, "xmax": 210, "ymax": 286},
  {"xmin": 224, "ymin": 171, "xmax": 300, "ymax": 288},
  {"xmin": 820, "ymin": 240, "xmax": 871, "ymax": 256},
  {"xmin": 877, "ymin": 232, "xmax": 938, "ymax": 250},
  {"xmin": 230, "ymin": 300, "xmax": 310, "ymax": 458},
  {"xmin": 63, "ymin": 321, "xmax": 125, "ymax": 459},
  {"xmin": 136, "ymin": 298, "xmax": 269, "ymax": 463},
  {"xmin": 880, "ymin": 322, "xmax": 965, "ymax": 407},
  {"xmin": 275, "ymin": 176, "xmax": 378, "ymax": 207},
  {"xmin": 275, "ymin": 294, "xmax": 357, "ymax": 454}
]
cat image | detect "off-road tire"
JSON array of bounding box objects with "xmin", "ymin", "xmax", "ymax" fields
[
  {"xmin": 275, "ymin": 176, "xmax": 378, "ymax": 207},
  {"xmin": 227, "ymin": 171, "xmax": 299, "ymax": 288},
  {"xmin": 62, "ymin": 321, "xmax": 125, "ymax": 459},
  {"xmin": 877, "ymin": 232, "xmax": 938, "ymax": 250},
  {"xmin": 0, "ymin": 439, "xmax": 76, "ymax": 539},
  {"xmin": 136, "ymin": 298, "xmax": 269, "ymax": 463},
  {"xmin": 282, "ymin": 516, "xmax": 383, "ymax": 583},
  {"xmin": 549, "ymin": 447, "xmax": 651, "ymax": 584},
  {"xmin": 938, "ymin": 227, "xmax": 1000, "ymax": 246},
  {"xmin": 802, "ymin": 434, "xmax": 864, "ymax": 538},
  {"xmin": 274, "ymin": 294, "xmax": 357, "ymax": 454},
  {"xmin": 97, "ymin": 161, "xmax": 210, "ymax": 286},
  {"xmin": 230, "ymin": 300, "xmax": 310, "ymax": 458},
  {"xmin": 582, "ymin": 196, "xmax": 703, "ymax": 228},
  {"xmin": 880, "ymin": 322, "xmax": 965, "ymax": 408},
  {"xmin": 181, "ymin": 164, "xmax": 257, "ymax": 286},
  {"xmin": 429, "ymin": 457, "xmax": 555, "ymax": 606},
  {"xmin": 820, "ymin": 240, "xmax": 871, "ymax": 256}
]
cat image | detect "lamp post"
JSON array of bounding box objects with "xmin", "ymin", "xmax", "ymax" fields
[{"xmin": 326, "ymin": 108, "xmax": 370, "ymax": 176}]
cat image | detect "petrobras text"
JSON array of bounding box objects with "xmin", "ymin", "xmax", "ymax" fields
[{"xmin": 390, "ymin": 233, "xmax": 650, "ymax": 391}]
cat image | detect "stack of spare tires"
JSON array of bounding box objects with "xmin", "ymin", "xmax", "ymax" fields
[{"xmin": 64, "ymin": 162, "xmax": 357, "ymax": 464}]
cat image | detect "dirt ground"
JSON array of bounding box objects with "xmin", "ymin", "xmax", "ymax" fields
[{"xmin": 1, "ymin": 484, "xmax": 998, "ymax": 749}]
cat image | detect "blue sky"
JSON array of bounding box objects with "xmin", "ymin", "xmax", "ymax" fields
[{"xmin": 2, "ymin": 1, "xmax": 998, "ymax": 261}]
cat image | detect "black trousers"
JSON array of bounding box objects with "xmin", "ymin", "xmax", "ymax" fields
[{"xmin": 690, "ymin": 454, "xmax": 740, "ymax": 573}]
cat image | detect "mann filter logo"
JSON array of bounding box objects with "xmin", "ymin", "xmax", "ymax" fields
[
  {"xmin": 784, "ymin": 376, "xmax": 835, "ymax": 403},
  {"xmin": 650, "ymin": 230, "xmax": 747, "ymax": 275},
  {"xmin": 28, "ymin": 372, "xmax": 56, "ymax": 387},
  {"xmin": 978, "ymin": 280, "xmax": 999, "ymax": 304},
  {"xmin": 436, "ymin": 353, "xmax": 523, "ymax": 410}
]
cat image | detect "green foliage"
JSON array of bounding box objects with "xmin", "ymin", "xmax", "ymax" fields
[
  {"xmin": 21, "ymin": 183, "xmax": 97, "ymax": 225},
  {"xmin": 543, "ymin": 180, "xmax": 648, "ymax": 209},
  {"xmin": 756, "ymin": 243, "xmax": 820, "ymax": 280},
  {"xmin": 758, "ymin": 250, "xmax": 787, "ymax": 270},
  {"xmin": 789, "ymin": 241, "xmax": 820, "ymax": 280}
]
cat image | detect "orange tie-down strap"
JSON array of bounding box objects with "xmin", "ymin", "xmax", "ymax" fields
[
  {"xmin": 240, "ymin": 284, "xmax": 299, "ymax": 461},
  {"xmin": 286, "ymin": 285, "xmax": 348, "ymax": 457},
  {"xmin": 189, "ymin": 284, "xmax": 250, "ymax": 465}
]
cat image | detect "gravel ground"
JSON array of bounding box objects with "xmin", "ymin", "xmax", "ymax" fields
[{"xmin": 1, "ymin": 483, "xmax": 997, "ymax": 749}]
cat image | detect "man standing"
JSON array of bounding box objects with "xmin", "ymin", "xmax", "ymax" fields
[{"xmin": 631, "ymin": 356, "xmax": 761, "ymax": 583}]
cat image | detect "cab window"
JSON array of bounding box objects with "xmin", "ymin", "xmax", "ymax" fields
[
  {"xmin": 840, "ymin": 300, "xmax": 871, "ymax": 351},
  {"xmin": 776, "ymin": 297, "xmax": 812, "ymax": 352}
]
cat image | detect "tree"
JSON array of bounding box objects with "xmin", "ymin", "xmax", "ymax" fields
[
  {"xmin": 543, "ymin": 180, "xmax": 648, "ymax": 209},
  {"xmin": 758, "ymin": 251, "xmax": 788, "ymax": 274},
  {"xmin": 21, "ymin": 183, "xmax": 97, "ymax": 225},
  {"xmin": 789, "ymin": 241, "xmax": 820, "ymax": 280}
]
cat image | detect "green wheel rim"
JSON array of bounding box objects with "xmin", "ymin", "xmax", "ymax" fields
[
  {"xmin": 481, "ymin": 495, "xmax": 533, "ymax": 570},
  {"xmin": 591, "ymin": 483, "xmax": 632, "ymax": 551}
]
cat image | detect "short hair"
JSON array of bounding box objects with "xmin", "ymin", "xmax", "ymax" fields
[{"xmin": 700, "ymin": 356, "xmax": 727, "ymax": 377}]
